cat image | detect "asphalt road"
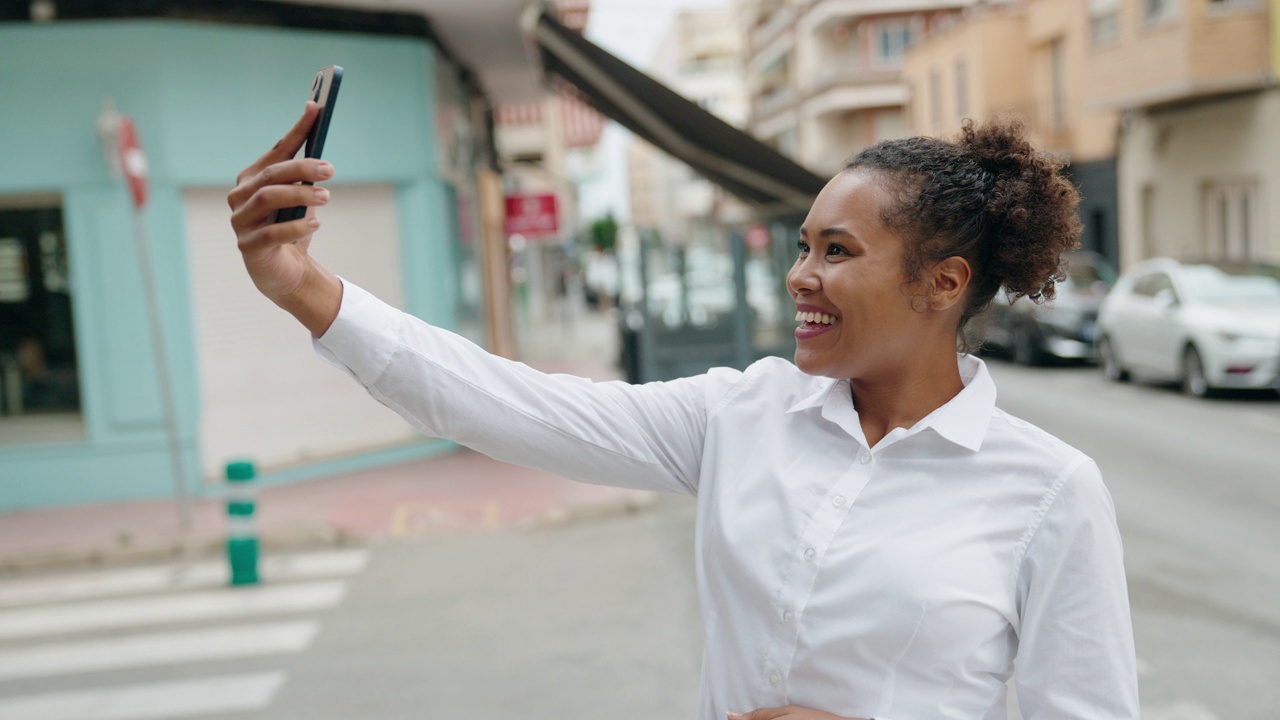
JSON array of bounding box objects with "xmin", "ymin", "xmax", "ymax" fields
[
  {"xmin": 986, "ymin": 357, "xmax": 1280, "ymax": 720},
  {"xmin": 2, "ymin": 355, "xmax": 1275, "ymax": 720}
]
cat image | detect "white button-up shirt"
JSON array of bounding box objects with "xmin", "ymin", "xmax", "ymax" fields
[{"xmin": 316, "ymin": 281, "xmax": 1139, "ymax": 720}]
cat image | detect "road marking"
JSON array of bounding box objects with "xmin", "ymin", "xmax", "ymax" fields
[
  {"xmin": 0, "ymin": 580, "xmax": 345, "ymax": 640},
  {"xmin": 1143, "ymin": 700, "xmax": 1223, "ymax": 720},
  {"xmin": 0, "ymin": 621, "xmax": 317, "ymax": 680},
  {"xmin": 0, "ymin": 549, "xmax": 369, "ymax": 609},
  {"xmin": 0, "ymin": 671, "xmax": 286, "ymax": 720}
]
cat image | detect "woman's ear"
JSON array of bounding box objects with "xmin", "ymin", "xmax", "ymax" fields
[{"xmin": 927, "ymin": 257, "xmax": 972, "ymax": 311}]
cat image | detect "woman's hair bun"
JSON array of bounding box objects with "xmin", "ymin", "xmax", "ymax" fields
[{"xmin": 958, "ymin": 117, "xmax": 1082, "ymax": 304}]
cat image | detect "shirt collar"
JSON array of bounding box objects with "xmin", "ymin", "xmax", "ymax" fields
[{"xmin": 784, "ymin": 354, "xmax": 997, "ymax": 452}]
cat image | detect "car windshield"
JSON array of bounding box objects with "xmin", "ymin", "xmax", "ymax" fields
[
  {"xmin": 1179, "ymin": 264, "xmax": 1280, "ymax": 306},
  {"xmin": 1066, "ymin": 258, "xmax": 1117, "ymax": 288}
]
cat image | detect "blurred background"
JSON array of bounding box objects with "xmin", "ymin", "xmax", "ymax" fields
[{"xmin": 0, "ymin": 0, "xmax": 1277, "ymax": 718}]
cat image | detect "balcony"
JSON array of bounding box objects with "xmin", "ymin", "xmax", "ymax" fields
[
  {"xmin": 1082, "ymin": 1, "xmax": 1270, "ymax": 110},
  {"xmin": 750, "ymin": 4, "xmax": 796, "ymax": 55},
  {"xmin": 803, "ymin": 61, "xmax": 906, "ymax": 118},
  {"xmin": 753, "ymin": 85, "xmax": 799, "ymax": 122}
]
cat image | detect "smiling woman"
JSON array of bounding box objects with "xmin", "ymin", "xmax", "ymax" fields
[{"xmin": 230, "ymin": 110, "xmax": 1138, "ymax": 720}]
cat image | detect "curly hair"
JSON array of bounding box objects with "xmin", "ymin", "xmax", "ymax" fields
[{"xmin": 844, "ymin": 117, "xmax": 1082, "ymax": 344}]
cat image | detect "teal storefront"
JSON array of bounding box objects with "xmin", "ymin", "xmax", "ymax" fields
[{"xmin": 0, "ymin": 17, "xmax": 488, "ymax": 510}]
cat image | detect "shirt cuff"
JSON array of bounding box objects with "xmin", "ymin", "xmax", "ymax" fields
[{"xmin": 312, "ymin": 278, "xmax": 402, "ymax": 386}]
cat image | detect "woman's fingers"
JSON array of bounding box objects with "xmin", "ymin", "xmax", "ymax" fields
[
  {"xmin": 227, "ymin": 158, "xmax": 332, "ymax": 215},
  {"xmin": 237, "ymin": 214, "xmax": 318, "ymax": 256},
  {"xmin": 236, "ymin": 101, "xmax": 319, "ymax": 185},
  {"xmin": 230, "ymin": 180, "xmax": 329, "ymax": 234}
]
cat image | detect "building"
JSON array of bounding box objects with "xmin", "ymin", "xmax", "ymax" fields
[
  {"xmin": 1080, "ymin": 0, "xmax": 1276, "ymax": 267},
  {"xmin": 627, "ymin": 8, "xmax": 752, "ymax": 247},
  {"xmin": 0, "ymin": 0, "xmax": 531, "ymax": 510},
  {"xmin": 736, "ymin": 0, "xmax": 976, "ymax": 178},
  {"xmin": 901, "ymin": 0, "xmax": 1123, "ymax": 264}
]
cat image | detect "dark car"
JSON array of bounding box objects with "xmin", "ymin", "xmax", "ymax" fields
[{"xmin": 971, "ymin": 250, "xmax": 1117, "ymax": 365}]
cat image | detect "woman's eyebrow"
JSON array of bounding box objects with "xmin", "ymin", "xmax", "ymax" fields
[{"xmin": 799, "ymin": 227, "xmax": 855, "ymax": 239}]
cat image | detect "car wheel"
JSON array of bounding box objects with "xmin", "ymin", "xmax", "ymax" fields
[
  {"xmin": 1012, "ymin": 323, "xmax": 1042, "ymax": 366},
  {"xmin": 1182, "ymin": 344, "xmax": 1212, "ymax": 398},
  {"xmin": 1099, "ymin": 336, "xmax": 1129, "ymax": 382}
]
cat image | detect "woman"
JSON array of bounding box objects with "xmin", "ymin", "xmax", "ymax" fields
[{"xmin": 229, "ymin": 104, "xmax": 1139, "ymax": 720}]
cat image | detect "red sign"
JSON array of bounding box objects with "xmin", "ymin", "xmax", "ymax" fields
[
  {"xmin": 744, "ymin": 223, "xmax": 772, "ymax": 252},
  {"xmin": 116, "ymin": 116, "xmax": 148, "ymax": 209},
  {"xmin": 504, "ymin": 193, "xmax": 559, "ymax": 237}
]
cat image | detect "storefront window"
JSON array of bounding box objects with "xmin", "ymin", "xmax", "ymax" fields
[{"xmin": 0, "ymin": 200, "xmax": 83, "ymax": 444}]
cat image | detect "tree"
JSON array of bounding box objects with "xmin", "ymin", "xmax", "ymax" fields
[{"xmin": 588, "ymin": 213, "xmax": 619, "ymax": 253}]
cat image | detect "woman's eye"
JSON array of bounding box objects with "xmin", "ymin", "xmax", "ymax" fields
[
  {"xmin": 796, "ymin": 240, "xmax": 809, "ymax": 255},
  {"xmin": 826, "ymin": 244, "xmax": 848, "ymax": 257}
]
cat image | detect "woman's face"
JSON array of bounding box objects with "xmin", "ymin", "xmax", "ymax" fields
[{"xmin": 786, "ymin": 169, "xmax": 931, "ymax": 380}]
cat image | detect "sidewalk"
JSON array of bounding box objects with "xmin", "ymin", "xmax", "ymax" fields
[{"xmin": 0, "ymin": 303, "xmax": 648, "ymax": 574}]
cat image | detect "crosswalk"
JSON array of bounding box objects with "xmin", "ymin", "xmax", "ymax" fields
[{"xmin": 0, "ymin": 548, "xmax": 369, "ymax": 720}]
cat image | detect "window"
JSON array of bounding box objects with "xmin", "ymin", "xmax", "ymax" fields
[
  {"xmin": 929, "ymin": 68, "xmax": 943, "ymax": 128},
  {"xmin": 1204, "ymin": 181, "xmax": 1260, "ymax": 261},
  {"xmin": 1143, "ymin": 0, "xmax": 1177, "ymax": 24},
  {"xmin": 1089, "ymin": 0, "xmax": 1120, "ymax": 44},
  {"xmin": 954, "ymin": 58, "xmax": 969, "ymax": 120},
  {"xmin": 873, "ymin": 20, "xmax": 915, "ymax": 67},
  {"xmin": 1048, "ymin": 38, "xmax": 1067, "ymax": 133},
  {"xmin": 1131, "ymin": 272, "xmax": 1174, "ymax": 298},
  {"xmin": 0, "ymin": 199, "xmax": 82, "ymax": 444}
]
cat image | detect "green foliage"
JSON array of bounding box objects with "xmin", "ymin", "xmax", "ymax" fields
[{"xmin": 589, "ymin": 213, "xmax": 619, "ymax": 253}]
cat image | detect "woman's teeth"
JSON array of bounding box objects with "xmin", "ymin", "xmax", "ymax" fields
[{"xmin": 795, "ymin": 311, "xmax": 836, "ymax": 325}]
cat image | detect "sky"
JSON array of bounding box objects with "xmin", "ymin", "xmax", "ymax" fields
[{"xmin": 577, "ymin": 0, "xmax": 730, "ymax": 225}]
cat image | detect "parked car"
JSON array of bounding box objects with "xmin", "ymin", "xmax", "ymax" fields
[
  {"xmin": 1096, "ymin": 258, "xmax": 1280, "ymax": 397},
  {"xmin": 972, "ymin": 250, "xmax": 1116, "ymax": 365}
]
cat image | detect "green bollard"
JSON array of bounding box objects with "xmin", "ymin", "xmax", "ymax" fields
[{"xmin": 225, "ymin": 460, "xmax": 259, "ymax": 586}]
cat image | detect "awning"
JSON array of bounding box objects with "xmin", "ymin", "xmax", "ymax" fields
[{"xmin": 521, "ymin": 5, "xmax": 828, "ymax": 216}]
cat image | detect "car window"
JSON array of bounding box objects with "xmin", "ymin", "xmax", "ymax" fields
[
  {"xmin": 1131, "ymin": 272, "xmax": 1172, "ymax": 298},
  {"xmin": 1066, "ymin": 256, "xmax": 1117, "ymax": 289},
  {"xmin": 1180, "ymin": 264, "xmax": 1280, "ymax": 305}
]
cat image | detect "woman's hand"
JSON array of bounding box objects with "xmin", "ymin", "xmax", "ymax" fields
[
  {"xmin": 728, "ymin": 707, "xmax": 867, "ymax": 720},
  {"xmin": 227, "ymin": 101, "xmax": 343, "ymax": 336}
]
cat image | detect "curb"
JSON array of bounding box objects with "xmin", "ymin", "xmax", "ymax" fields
[
  {"xmin": 0, "ymin": 525, "xmax": 350, "ymax": 578},
  {"xmin": 0, "ymin": 493, "xmax": 660, "ymax": 578}
]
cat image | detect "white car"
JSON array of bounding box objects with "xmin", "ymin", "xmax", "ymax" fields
[{"xmin": 1097, "ymin": 258, "xmax": 1280, "ymax": 397}]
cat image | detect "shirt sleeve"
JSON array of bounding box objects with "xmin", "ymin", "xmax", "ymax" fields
[
  {"xmin": 1013, "ymin": 458, "xmax": 1141, "ymax": 719},
  {"xmin": 312, "ymin": 279, "xmax": 743, "ymax": 496}
]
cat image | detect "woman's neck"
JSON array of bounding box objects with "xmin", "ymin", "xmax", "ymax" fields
[{"xmin": 850, "ymin": 350, "xmax": 965, "ymax": 448}]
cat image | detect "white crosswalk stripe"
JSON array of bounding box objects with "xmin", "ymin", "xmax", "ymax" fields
[
  {"xmin": 0, "ymin": 549, "xmax": 369, "ymax": 720},
  {"xmin": 0, "ymin": 580, "xmax": 345, "ymax": 640},
  {"xmin": 0, "ymin": 549, "xmax": 369, "ymax": 609},
  {"xmin": 0, "ymin": 620, "xmax": 319, "ymax": 680}
]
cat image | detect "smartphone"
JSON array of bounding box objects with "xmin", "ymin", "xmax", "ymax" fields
[{"xmin": 275, "ymin": 64, "xmax": 343, "ymax": 223}]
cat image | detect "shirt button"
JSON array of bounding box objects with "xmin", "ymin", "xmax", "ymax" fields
[
  {"xmin": 859, "ymin": 453, "xmax": 872, "ymax": 465},
  {"xmin": 782, "ymin": 609, "xmax": 794, "ymax": 624},
  {"xmin": 803, "ymin": 547, "xmax": 815, "ymax": 561},
  {"xmin": 832, "ymin": 495, "xmax": 846, "ymax": 508},
  {"xmin": 769, "ymin": 671, "xmax": 782, "ymax": 686}
]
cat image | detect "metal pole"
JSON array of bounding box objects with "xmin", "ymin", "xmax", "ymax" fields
[{"xmin": 132, "ymin": 210, "xmax": 191, "ymax": 529}]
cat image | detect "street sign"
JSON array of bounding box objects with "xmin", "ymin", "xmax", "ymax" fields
[
  {"xmin": 504, "ymin": 193, "xmax": 559, "ymax": 237},
  {"xmin": 744, "ymin": 223, "xmax": 771, "ymax": 252},
  {"xmin": 116, "ymin": 116, "xmax": 149, "ymax": 209}
]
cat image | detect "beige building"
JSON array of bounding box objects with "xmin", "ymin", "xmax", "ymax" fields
[
  {"xmin": 902, "ymin": 0, "xmax": 1123, "ymax": 262},
  {"xmin": 1081, "ymin": 0, "xmax": 1276, "ymax": 267},
  {"xmin": 627, "ymin": 8, "xmax": 752, "ymax": 245},
  {"xmin": 735, "ymin": 0, "xmax": 976, "ymax": 178}
]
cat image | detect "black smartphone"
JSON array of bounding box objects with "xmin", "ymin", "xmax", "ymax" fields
[{"xmin": 275, "ymin": 64, "xmax": 343, "ymax": 223}]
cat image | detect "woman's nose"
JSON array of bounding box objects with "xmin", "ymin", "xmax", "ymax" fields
[{"xmin": 787, "ymin": 258, "xmax": 818, "ymax": 296}]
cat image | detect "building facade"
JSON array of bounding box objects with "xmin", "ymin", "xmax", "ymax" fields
[
  {"xmin": 1081, "ymin": 0, "xmax": 1275, "ymax": 267},
  {"xmin": 627, "ymin": 8, "xmax": 753, "ymax": 247},
  {"xmin": 0, "ymin": 9, "xmax": 499, "ymax": 509},
  {"xmin": 901, "ymin": 0, "xmax": 1123, "ymax": 263},
  {"xmin": 736, "ymin": 0, "xmax": 976, "ymax": 178}
]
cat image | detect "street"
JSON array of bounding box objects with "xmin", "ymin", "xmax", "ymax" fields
[{"xmin": 0, "ymin": 357, "xmax": 1277, "ymax": 719}]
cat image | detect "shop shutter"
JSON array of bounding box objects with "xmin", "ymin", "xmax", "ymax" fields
[{"xmin": 183, "ymin": 185, "xmax": 418, "ymax": 481}]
